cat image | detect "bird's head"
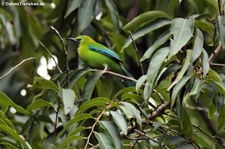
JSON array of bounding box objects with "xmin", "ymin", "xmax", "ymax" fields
[{"xmin": 68, "ymin": 35, "xmax": 94, "ymax": 46}]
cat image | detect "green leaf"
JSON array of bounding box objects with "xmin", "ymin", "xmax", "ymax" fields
[
  {"xmin": 202, "ymin": 49, "xmax": 209, "ymax": 76},
  {"xmin": 64, "ymin": 0, "xmax": 82, "ymax": 18},
  {"xmin": 195, "ymin": 20, "xmax": 214, "ymax": 36},
  {"xmin": 171, "ymin": 75, "xmax": 192, "ymax": 107},
  {"xmin": 81, "ymin": 70, "xmax": 104, "ymax": 102},
  {"xmin": 123, "ymin": 19, "xmax": 171, "ymax": 49},
  {"xmin": 136, "ymin": 75, "xmax": 146, "ymax": 91},
  {"xmin": 218, "ymin": 16, "xmax": 225, "ymax": 46},
  {"xmin": 59, "ymin": 88, "xmax": 76, "ymax": 115},
  {"xmin": 191, "ymin": 29, "xmax": 203, "ymax": 63},
  {"xmin": 104, "ymin": 0, "xmax": 121, "ymax": 31},
  {"xmin": 27, "ymin": 100, "xmax": 54, "ymax": 111},
  {"xmin": 0, "ymin": 92, "xmax": 30, "ymax": 115},
  {"xmin": 94, "ymin": 132, "xmax": 114, "ymax": 149},
  {"xmin": 58, "ymin": 136, "xmax": 83, "ymax": 149},
  {"xmin": 181, "ymin": 108, "xmax": 193, "ymax": 138},
  {"xmin": 76, "ymin": 97, "xmax": 110, "ymax": 115},
  {"xmin": 99, "ymin": 121, "xmax": 122, "ymax": 149},
  {"xmin": 144, "ymin": 47, "xmax": 169, "ymax": 101},
  {"xmin": 0, "ymin": 124, "xmax": 29, "ymax": 149},
  {"xmin": 78, "ymin": 0, "xmax": 97, "ymax": 33},
  {"xmin": 168, "ymin": 50, "xmax": 192, "ymax": 90},
  {"xmin": 115, "ymin": 87, "xmax": 137, "ymax": 97},
  {"xmin": 121, "ymin": 102, "xmax": 142, "ymax": 124},
  {"xmin": 70, "ymin": 68, "xmax": 92, "ymax": 89},
  {"xmin": 110, "ymin": 110, "xmax": 128, "ymax": 135},
  {"xmin": 217, "ymin": 107, "xmax": 225, "ymax": 131},
  {"xmin": 32, "ymin": 77, "xmax": 58, "ymax": 91},
  {"xmin": 123, "ymin": 10, "xmax": 170, "ymax": 32},
  {"xmin": 119, "ymin": 105, "xmax": 133, "ymax": 120},
  {"xmin": 56, "ymin": 114, "xmax": 92, "ymax": 140},
  {"xmin": 141, "ymin": 31, "xmax": 171, "ymax": 61},
  {"xmin": 168, "ymin": 18, "xmax": 194, "ymax": 59},
  {"xmin": 67, "ymin": 126, "xmax": 87, "ymax": 136},
  {"xmin": 189, "ymin": 78, "xmax": 203, "ymax": 96}
]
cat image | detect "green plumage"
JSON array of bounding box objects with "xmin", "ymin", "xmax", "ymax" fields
[{"xmin": 69, "ymin": 35, "xmax": 134, "ymax": 86}]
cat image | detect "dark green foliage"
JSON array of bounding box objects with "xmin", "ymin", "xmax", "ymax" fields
[{"xmin": 1, "ymin": 0, "xmax": 225, "ymax": 148}]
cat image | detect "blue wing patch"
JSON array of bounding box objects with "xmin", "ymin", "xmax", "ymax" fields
[{"xmin": 89, "ymin": 45, "xmax": 122, "ymax": 63}]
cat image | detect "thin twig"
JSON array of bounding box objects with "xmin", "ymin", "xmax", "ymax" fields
[
  {"xmin": 210, "ymin": 63, "xmax": 225, "ymax": 67},
  {"xmin": 208, "ymin": 42, "xmax": 223, "ymax": 64},
  {"xmin": 129, "ymin": 32, "xmax": 145, "ymax": 75},
  {"xmin": 51, "ymin": 26, "xmax": 70, "ymax": 88},
  {"xmin": 91, "ymin": 69, "xmax": 137, "ymax": 83},
  {"xmin": 38, "ymin": 41, "xmax": 63, "ymax": 73},
  {"xmin": 0, "ymin": 57, "xmax": 36, "ymax": 80},
  {"xmin": 84, "ymin": 104, "xmax": 111, "ymax": 149}
]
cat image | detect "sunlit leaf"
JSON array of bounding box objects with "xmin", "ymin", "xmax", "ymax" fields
[
  {"xmin": 110, "ymin": 110, "xmax": 128, "ymax": 135},
  {"xmin": 168, "ymin": 50, "xmax": 192, "ymax": 90},
  {"xmin": 202, "ymin": 49, "xmax": 209, "ymax": 76},
  {"xmin": 99, "ymin": 121, "xmax": 122, "ymax": 149},
  {"xmin": 94, "ymin": 132, "xmax": 114, "ymax": 149},
  {"xmin": 191, "ymin": 29, "xmax": 203, "ymax": 63},
  {"xmin": 121, "ymin": 102, "xmax": 142, "ymax": 124},
  {"xmin": 171, "ymin": 75, "xmax": 192, "ymax": 107},
  {"xmin": 168, "ymin": 18, "xmax": 194, "ymax": 59},
  {"xmin": 144, "ymin": 47, "xmax": 169, "ymax": 101},
  {"xmin": 59, "ymin": 88, "xmax": 76, "ymax": 115}
]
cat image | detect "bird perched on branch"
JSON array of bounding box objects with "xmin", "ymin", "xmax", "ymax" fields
[{"xmin": 68, "ymin": 35, "xmax": 134, "ymax": 86}]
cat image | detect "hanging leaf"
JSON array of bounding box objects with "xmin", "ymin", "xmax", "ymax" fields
[
  {"xmin": 168, "ymin": 50, "xmax": 193, "ymax": 90},
  {"xmin": 94, "ymin": 132, "xmax": 114, "ymax": 149},
  {"xmin": 99, "ymin": 121, "xmax": 122, "ymax": 149},
  {"xmin": 110, "ymin": 110, "xmax": 128, "ymax": 135},
  {"xmin": 64, "ymin": 0, "xmax": 82, "ymax": 18},
  {"xmin": 104, "ymin": 0, "xmax": 121, "ymax": 31},
  {"xmin": 144, "ymin": 47, "xmax": 169, "ymax": 101},
  {"xmin": 59, "ymin": 88, "xmax": 76, "ymax": 115},
  {"xmin": 168, "ymin": 18, "xmax": 194, "ymax": 59},
  {"xmin": 81, "ymin": 70, "xmax": 105, "ymax": 102},
  {"xmin": 191, "ymin": 29, "xmax": 203, "ymax": 63},
  {"xmin": 141, "ymin": 31, "xmax": 171, "ymax": 61},
  {"xmin": 78, "ymin": 0, "xmax": 97, "ymax": 33}
]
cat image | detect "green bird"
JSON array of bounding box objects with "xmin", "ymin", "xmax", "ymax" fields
[{"xmin": 68, "ymin": 35, "xmax": 134, "ymax": 86}]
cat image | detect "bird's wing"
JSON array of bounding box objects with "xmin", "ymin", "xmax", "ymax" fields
[{"xmin": 89, "ymin": 45, "xmax": 122, "ymax": 63}]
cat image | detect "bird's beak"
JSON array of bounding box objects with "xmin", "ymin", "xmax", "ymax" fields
[{"xmin": 67, "ymin": 37, "xmax": 77, "ymax": 43}]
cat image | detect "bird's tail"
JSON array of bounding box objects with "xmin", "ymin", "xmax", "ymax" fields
[{"xmin": 120, "ymin": 64, "xmax": 135, "ymax": 87}]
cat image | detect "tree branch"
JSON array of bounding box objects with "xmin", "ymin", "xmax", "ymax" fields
[
  {"xmin": 91, "ymin": 69, "xmax": 138, "ymax": 83},
  {"xmin": 0, "ymin": 57, "xmax": 36, "ymax": 80},
  {"xmin": 148, "ymin": 101, "xmax": 171, "ymax": 120},
  {"xmin": 208, "ymin": 42, "xmax": 223, "ymax": 64},
  {"xmin": 51, "ymin": 26, "xmax": 70, "ymax": 88}
]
